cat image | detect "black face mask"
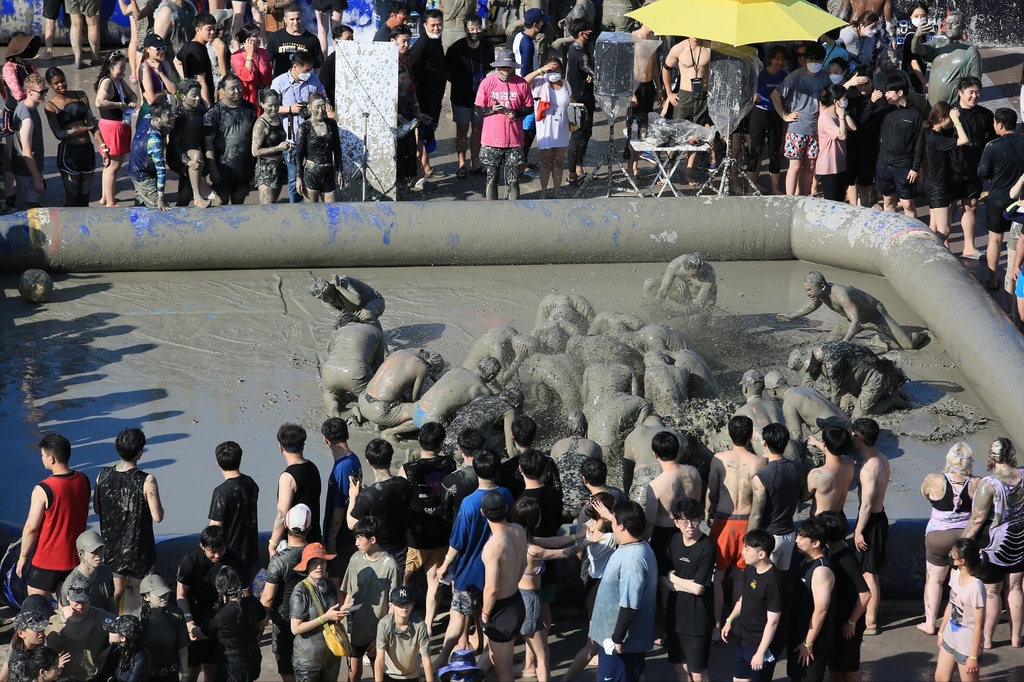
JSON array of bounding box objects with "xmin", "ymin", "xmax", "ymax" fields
[{"xmin": 467, "ymin": 32, "xmax": 482, "ymax": 43}]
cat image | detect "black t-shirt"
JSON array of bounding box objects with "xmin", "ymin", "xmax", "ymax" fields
[
  {"xmin": 403, "ymin": 456, "xmax": 458, "ymax": 549},
  {"xmin": 350, "ymin": 476, "xmax": 414, "ymax": 552},
  {"xmin": 203, "ymin": 101, "xmax": 257, "ymax": 185},
  {"xmin": 168, "ymin": 102, "xmax": 207, "ymax": 166},
  {"xmin": 208, "ymin": 474, "xmax": 260, "ymax": 573},
  {"xmin": 925, "ymin": 128, "xmax": 959, "ymax": 192},
  {"xmin": 952, "ymin": 104, "xmax": 995, "ymax": 178},
  {"xmin": 844, "ymin": 88, "xmax": 885, "ymax": 152},
  {"xmin": 445, "ymin": 38, "xmax": 494, "ymax": 109},
  {"xmin": 497, "ymin": 453, "xmax": 562, "ymax": 501},
  {"xmin": 441, "ymin": 465, "xmax": 478, "ymax": 522},
  {"xmin": 788, "ymin": 556, "xmax": 835, "ymax": 654},
  {"xmin": 176, "ymin": 547, "xmax": 245, "ymax": 624},
  {"xmin": 567, "ymin": 42, "xmax": 594, "ymax": 106},
  {"xmin": 409, "ymin": 36, "xmax": 446, "ymax": 108},
  {"xmin": 829, "ymin": 545, "xmax": 869, "ymax": 628},
  {"xmin": 373, "ymin": 23, "xmax": 394, "ymax": 42},
  {"xmin": 755, "ymin": 459, "xmax": 803, "ymax": 535},
  {"xmin": 178, "ymin": 41, "xmax": 214, "ymax": 89},
  {"xmin": 666, "ymin": 533, "xmax": 715, "ymax": 637},
  {"xmin": 739, "ymin": 564, "xmax": 785, "ymax": 649},
  {"xmin": 267, "ymin": 28, "xmax": 323, "ymax": 77},
  {"xmin": 201, "ymin": 596, "xmax": 266, "ymax": 675},
  {"xmin": 518, "ymin": 486, "xmax": 564, "ymax": 539},
  {"xmin": 319, "ymin": 52, "xmax": 336, "ymax": 107}
]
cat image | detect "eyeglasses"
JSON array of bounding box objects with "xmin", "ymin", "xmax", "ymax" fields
[{"xmin": 676, "ymin": 518, "xmax": 701, "ymax": 526}]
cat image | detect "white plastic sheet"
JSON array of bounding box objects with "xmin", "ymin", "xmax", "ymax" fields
[{"xmin": 707, "ymin": 42, "xmax": 761, "ymax": 136}]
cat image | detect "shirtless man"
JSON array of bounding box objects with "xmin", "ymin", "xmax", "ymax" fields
[
  {"xmin": 706, "ymin": 416, "xmax": 765, "ymax": 639},
  {"xmin": 643, "ymin": 253, "xmax": 717, "ymax": 317},
  {"xmin": 661, "ymin": 38, "xmax": 716, "ymax": 174},
  {"xmin": 789, "ymin": 342, "xmax": 909, "ymax": 417},
  {"xmin": 582, "ymin": 363, "xmax": 639, "ymax": 406},
  {"xmin": 627, "ymin": 324, "xmax": 691, "ymax": 354},
  {"xmin": 441, "ymin": 388, "xmax": 523, "ymax": 460},
  {"xmin": 321, "ymin": 313, "xmax": 388, "ymax": 419},
  {"xmin": 311, "ymin": 274, "xmax": 387, "ymax": 330},
  {"xmin": 665, "ymin": 350, "xmax": 720, "ymax": 398},
  {"xmin": 628, "ymin": 23, "xmax": 661, "ymax": 178},
  {"xmin": 777, "ymin": 271, "xmax": 927, "ymax": 351},
  {"xmin": 588, "ymin": 310, "xmax": 645, "ymax": 336},
  {"xmin": 762, "ymin": 371, "xmax": 851, "ymax": 444},
  {"xmin": 533, "ymin": 292, "xmax": 595, "ymax": 338},
  {"xmin": 479, "ymin": 490, "xmax": 528, "ymax": 682},
  {"xmin": 359, "ymin": 348, "xmax": 444, "ymax": 428},
  {"xmin": 732, "ymin": 370, "xmax": 799, "ymax": 460},
  {"xmin": 623, "ymin": 415, "xmax": 681, "ymax": 500},
  {"xmin": 644, "ymin": 350, "xmax": 689, "ymax": 416},
  {"xmin": 521, "ymin": 352, "xmax": 584, "ymax": 412},
  {"xmin": 804, "ymin": 425, "xmax": 857, "ymax": 516},
  {"xmin": 644, "ymin": 431, "xmax": 702, "ymax": 580},
  {"xmin": 839, "ymin": 0, "xmax": 894, "ymax": 33},
  {"xmin": 381, "ymin": 357, "xmax": 500, "ymax": 440},
  {"xmin": 550, "ymin": 410, "xmax": 604, "ymax": 518},
  {"xmin": 568, "ymin": 335, "xmax": 645, "ymax": 375},
  {"xmin": 584, "ymin": 393, "xmax": 653, "ymax": 484},
  {"xmin": 463, "ymin": 326, "xmax": 538, "ymax": 386},
  {"xmin": 851, "ymin": 418, "xmax": 890, "ymax": 635}
]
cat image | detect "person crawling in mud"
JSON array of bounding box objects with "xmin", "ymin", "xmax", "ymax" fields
[
  {"xmin": 643, "ymin": 252, "xmax": 717, "ymax": 317},
  {"xmin": 311, "ymin": 274, "xmax": 387, "ymax": 331},
  {"xmin": 789, "ymin": 341, "xmax": 909, "ymax": 417},
  {"xmin": 359, "ymin": 348, "xmax": 445, "ymax": 429},
  {"xmin": 777, "ymin": 271, "xmax": 928, "ymax": 350}
]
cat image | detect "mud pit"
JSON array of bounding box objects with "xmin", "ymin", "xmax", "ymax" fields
[{"xmin": 0, "ymin": 260, "xmax": 1005, "ymax": 535}]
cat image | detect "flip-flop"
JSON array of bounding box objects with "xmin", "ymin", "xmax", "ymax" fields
[
  {"xmin": 456, "ymin": 167, "xmax": 467, "ymax": 179},
  {"xmin": 960, "ymin": 252, "xmax": 984, "ymax": 260},
  {"xmin": 864, "ymin": 627, "xmax": 879, "ymax": 636}
]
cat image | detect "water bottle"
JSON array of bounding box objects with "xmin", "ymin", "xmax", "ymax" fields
[{"xmin": 630, "ymin": 119, "xmax": 639, "ymax": 141}]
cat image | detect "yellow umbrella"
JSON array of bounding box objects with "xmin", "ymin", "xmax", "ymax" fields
[{"xmin": 626, "ymin": 0, "xmax": 847, "ymax": 46}]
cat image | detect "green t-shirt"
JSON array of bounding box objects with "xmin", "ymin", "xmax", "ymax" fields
[
  {"xmin": 340, "ymin": 551, "xmax": 397, "ymax": 646},
  {"xmin": 375, "ymin": 614, "xmax": 429, "ymax": 679}
]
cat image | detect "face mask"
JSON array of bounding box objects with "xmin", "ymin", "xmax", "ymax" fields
[
  {"xmin": 829, "ymin": 73, "xmax": 844, "ymax": 84},
  {"xmin": 546, "ymin": 73, "xmax": 561, "ymax": 83},
  {"xmin": 425, "ymin": 30, "xmax": 441, "ymax": 39},
  {"xmin": 806, "ymin": 61, "xmax": 823, "ymax": 74},
  {"xmin": 467, "ymin": 32, "xmax": 481, "ymax": 43},
  {"xmin": 866, "ymin": 27, "xmax": 879, "ymax": 36},
  {"xmin": 497, "ymin": 71, "xmax": 511, "ymax": 82},
  {"xmin": 298, "ymin": 71, "xmax": 311, "ymax": 82},
  {"xmin": 911, "ymin": 17, "xmax": 927, "ymax": 27},
  {"xmin": 838, "ymin": 99, "xmax": 848, "ymax": 108}
]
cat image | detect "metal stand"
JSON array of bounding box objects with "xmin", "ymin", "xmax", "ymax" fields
[
  {"xmin": 573, "ymin": 120, "xmax": 643, "ymax": 199},
  {"xmin": 695, "ymin": 136, "xmax": 762, "ymax": 197}
]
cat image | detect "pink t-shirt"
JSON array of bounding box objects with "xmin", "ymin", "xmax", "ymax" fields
[
  {"xmin": 816, "ymin": 110, "xmax": 847, "ymax": 175},
  {"xmin": 943, "ymin": 568, "xmax": 985, "ymax": 657},
  {"xmin": 475, "ymin": 73, "xmax": 534, "ymax": 149}
]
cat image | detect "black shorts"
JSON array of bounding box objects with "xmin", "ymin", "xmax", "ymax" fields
[
  {"xmin": 875, "ymin": 163, "xmax": 915, "ymax": 200},
  {"xmin": 42, "ymin": 0, "xmax": 64, "ymax": 20},
  {"xmin": 987, "ymin": 193, "xmax": 1014, "ymax": 235},
  {"xmin": 845, "ymin": 142, "xmax": 878, "ymax": 187},
  {"xmin": 787, "ymin": 644, "xmax": 831, "ymax": 682},
  {"xmin": 952, "ymin": 174, "xmax": 983, "ymax": 201},
  {"xmin": 584, "ymin": 577, "xmax": 601, "ymax": 619},
  {"xmin": 348, "ymin": 640, "xmax": 375, "ymax": 659},
  {"xmin": 188, "ymin": 638, "xmax": 219, "ymax": 668},
  {"xmin": 856, "ymin": 509, "xmax": 889, "ymax": 574},
  {"xmin": 273, "ymin": 624, "xmax": 295, "ymax": 675},
  {"xmin": 483, "ymin": 591, "xmax": 526, "ymax": 644},
  {"xmin": 828, "ymin": 622, "xmax": 865, "ymax": 673},
  {"xmin": 28, "ymin": 565, "xmax": 72, "ymax": 593},
  {"xmin": 649, "ymin": 525, "xmax": 676, "ymax": 576},
  {"xmin": 665, "ymin": 632, "xmax": 711, "ymax": 670},
  {"xmin": 634, "ymin": 81, "xmax": 657, "ymax": 117},
  {"xmin": 669, "ymin": 89, "xmax": 712, "ymax": 127},
  {"xmin": 980, "ymin": 560, "xmax": 1006, "ymax": 585},
  {"xmin": 312, "ymin": 0, "xmax": 347, "ymax": 11},
  {"xmin": 734, "ymin": 641, "xmax": 777, "ymax": 682}
]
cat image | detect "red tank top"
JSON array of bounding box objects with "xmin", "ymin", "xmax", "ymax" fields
[{"xmin": 33, "ymin": 471, "xmax": 91, "ymax": 571}]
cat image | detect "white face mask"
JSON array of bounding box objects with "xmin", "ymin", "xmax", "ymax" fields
[
  {"xmin": 838, "ymin": 99, "xmax": 848, "ymax": 108},
  {"xmin": 425, "ymin": 29, "xmax": 441, "ymax": 39},
  {"xmin": 911, "ymin": 17, "xmax": 927, "ymax": 27},
  {"xmin": 864, "ymin": 26, "xmax": 879, "ymax": 36},
  {"xmin": 297, "ymin": 71, "xmax": 311, "ymax": 82},
  {"xmin": 546, "ymin": 73, "xmax": 561, "ymax": 83},
  {"xmin": 806, "ymin": 61, "xmax": 823, "ymax": 74},
  {"xmin": 829, "ymin": 73, "xmax": 844, "ymax": 84}
]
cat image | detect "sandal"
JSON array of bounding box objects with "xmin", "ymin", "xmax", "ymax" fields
[
  {"xmin": 470, "ymin": 166, "xmax": 486, "ymax": 175},
  {"xmin": 456, "ymin": 166, "xmax": 467, "ymax": 179}
]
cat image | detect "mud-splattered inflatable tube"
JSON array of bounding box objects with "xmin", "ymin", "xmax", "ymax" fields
[{"xmin": 1, "ymin": 196, "xmax": 1021, "ymax": 446}]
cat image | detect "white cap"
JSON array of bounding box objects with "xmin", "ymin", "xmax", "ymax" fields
[{"xmin": 287, "ymin": 504, "xmax": 312, "ymax": 532}]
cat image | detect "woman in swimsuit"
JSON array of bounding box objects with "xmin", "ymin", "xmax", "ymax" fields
[
  {"xmin": 295, "ymin": 92, "xmax": 342, "ymax": 203},
  {"xmin": 252, "ymin": 88, "xmax": 291, "ymax": 205},
  {"xmin": 136, "ymin": 33, "xmax": 177, "ymax": 117},
  {"xmin": 44, "ymin": 67, "xmax": 106, "ymax": 207}
]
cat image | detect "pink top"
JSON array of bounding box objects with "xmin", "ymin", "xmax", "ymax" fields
[
  {"xmin": 816, "ymin": 110, "xmax": 846, "ymax": 175},
  {"xmin": 475, "ymin": 73, "xmax": 534, "ymax": 149},
  {"xmin": 942, "ymin": 568, "xmax": 985, "ymax": 657},
  {"xmin": 3, "ymin": 60, "xmax": 39, "ymax": 101},
  {"xmin": 231, "ymin": 47, "xmax": 273, "ymax": 115}
]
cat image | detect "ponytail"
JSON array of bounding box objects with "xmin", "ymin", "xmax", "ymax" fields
[{"xmin": 953, "ymin": 537, "xmax": 988, "ymax": 578}]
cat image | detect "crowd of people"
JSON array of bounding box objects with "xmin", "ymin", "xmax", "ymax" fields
[{"xmin": 7, "ymin": 407, "xmax": 1023, "ymax": 682}]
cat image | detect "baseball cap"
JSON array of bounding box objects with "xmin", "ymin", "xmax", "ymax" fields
[
  {"xmin": 20, "ymin": 594, "xmax": 55, "ymax": 617},
  {"xmin": 389, "ymin": 586, "xmax": 414, "ymax": 605},
  {"xmin": 287, "ymin": 503, "xmax": 313, "ymax": 532},
  {"xmin": 65, "ymin": 576, "xmax": 93, "ymax": 603},
  {"xmin": 143, "ymin": 33, "xmax": 168, "ymax": 49},
  {"xmin": 103, "ymin": 614, "xmax": 143, "ymax": 639},
  {"xmin": 480, "ymin": 490, "xmax": 508, "ymax": 516},
  {"xmin": 740, "ymin": 369, "xmax": 765, "ymax": 388},
  {"xmin": 76, "ymin": 530, "xmax": 105, "ymax": 554},
  {"xmin": 524, "ymin": 7, "xmax": 550, "ymax": 24},
  {"xmin": 13, "ymin": 611, "xmax": 50, "ymax": 632},
  {"xmin": 140, "ymin": 574, "xmax": 173, "ymax": 597},
  {"xmin": 763, "ymin": 371, "xmax": 787, "ymax": 390}
]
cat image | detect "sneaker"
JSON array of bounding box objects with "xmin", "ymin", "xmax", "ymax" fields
[
  {"xmin": 521, "ymin": 168, "xmax": 539, "ymax": 180},
  {"xmin": 413, "ymin": 177, "xmax": 428, "ymax": 191},
  {"xmin": 640, "ymin": 151, "xmax": 657, "ymax": 164}
]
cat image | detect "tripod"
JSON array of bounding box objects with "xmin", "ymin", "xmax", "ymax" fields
[
  {"xmin": 695, "ymin": 135, "xmax": 762, "ymax": 197},
  {"xmin": 573, "ymin": 118, "xmax": 643, "ymax": 199}
]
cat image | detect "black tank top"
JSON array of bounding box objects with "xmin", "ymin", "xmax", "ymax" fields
[
  {"xmin": 95, "ymin": 467, "xmax": 156, "ymax": 574},
  {"xmin": 52, "ymin": 98, "xmax": 89, "ymax": 130},
  {"xmin": 262, "ymin": 117, "xmax": 286, "ymax": 150},
  {"xmin": 286, "ymin": 460, "xmax": 322, "ymax": 543},
  {"xmin": 99, "ymin": 78, "xmax": 127, "ymax": 121},
  {"xmin": 931, "ymin": 474, "xmax": 972, "ymax": 513},
  {"xmin": 790, "ymin": 555, "xmax": 835, "ymax": 653},
  {"xmin": 755, "ymin": 459, "xmax": 803, "ymax": 535}
]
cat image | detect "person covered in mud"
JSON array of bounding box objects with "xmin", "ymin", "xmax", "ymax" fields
[
  {"xmin": 382, "ymin": 356, "xmax": 501, "ymax": 440},
  {"xmin": 588, "ymin": 310, "xmax": 645, "ymax": 336},
  {"xmin": 167, "ymin": 78, "xmax": 209, "ymax": 208},
  {"xmin": 203, "ymin": 73, "xmax": 257, "ymax": 205},
  {"xmin": 294, "ymin": 91, "xmax": 342, "ymax": 202},
  {"xmin": 251, "ymin": 88, "xmax": 291, "ymax": 205},
  {"xmin": 533, "ymin": 292, "xmax": 595, "ymax": 338},
  {"xmin": 732, "ymin": 370, "xmax": 800, "ymax": 460},
  {"xmin": 441, "ymin": 387, "xmax": 524, "ymax": 460},
  {"xmin": 321, "ymin": 312, "xmax": 388, "ymax": 418},
  {"xmin": 462, "ymin": 326, "xmax": 538, "ymax": 387},
  {"xmin": 789, "ymin": 341, "xmax": 909, "ymax": 417},
  {"xmin": 763, "ymin": 370, "xmax": 851, "ymax": 444},
  {"xmin": 550, "ymin": 410, "xmax": 604, "ymax": 518},
  {"xmin": 623, "ymin": 415, "xmax": 682, "ymax": 501},
  {"xmin": 643, "ymin": 350, "xmax": 690, "ymax": 416},
  {"xmin": 584, "ymin": 391, "xmax": 653, "ymax": 472},
  {"xmin": 643, "ymin": 252, "xmax": 717, "ymax": 317},
  {"xmin": 310, "ymin": 274, "xmax": 386, "ymax": 330},
  {"xmin": 358, "ymin": 348, "xmax": 445, "ymax": 428},
  {"xmin": 777, "ymin": 271, "xmax": 928, "ymax": 351}
]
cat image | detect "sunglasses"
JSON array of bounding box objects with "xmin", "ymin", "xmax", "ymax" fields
[
  {"xmin": 31, "ymin": 88, "xmax": 49, "ymax": 95},
  {"xmin": 796, "ymin": 52, "xmax": 808, "ymax": 58}
]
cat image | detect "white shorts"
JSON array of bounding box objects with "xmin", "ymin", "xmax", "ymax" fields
[{"xmin": 772, "ymin": 531, "xmax": 796, "ymax": 571}]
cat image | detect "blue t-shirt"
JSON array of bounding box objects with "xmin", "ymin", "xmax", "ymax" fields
[
  {"xmin": 448, "ymin": 486, "xmax": 513, "ymax": 592},
  {"xmin": 512, "ymin": 31, "xmax": 537, "ymax": 78},
  {"xmin": 324, "ymin": 453, "xmax": 362, "ymax": 548},
  {"xmin": 755, "ymin": 68, "xmax": 788, "ymax": 111},
  {"xmin": 776, "ymin": 67, "xmax": 831, "ymax": 136},
  {"xmin": 588, "ymin": 541, "xmax": 658, "ymax": 653}
]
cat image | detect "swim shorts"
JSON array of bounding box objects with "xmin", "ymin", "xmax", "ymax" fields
[
  {"xmin": 358, "ymin": 392, "xmax": 405, "ymax": 428},
  {"xmin": 520, "ymin": 588, "xmax": 543, "ymax": 635},
  {"xmin": 711, "ymin": 515, "xmax": 749, "ymax": 570},
  {"xmin": 483, "ymin": 591, "xmax": 526, "ymax": 643},
  {"xmin": 784, "ymin": 132, "xmax": 819, "ymax": 160},
  {"xmin": 412, "ymin": 405, "xmax": 429, "ymax": 428},
  {"xmin": 856, "ymin": 509, "xmax": 889, "ymax": 574}
]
